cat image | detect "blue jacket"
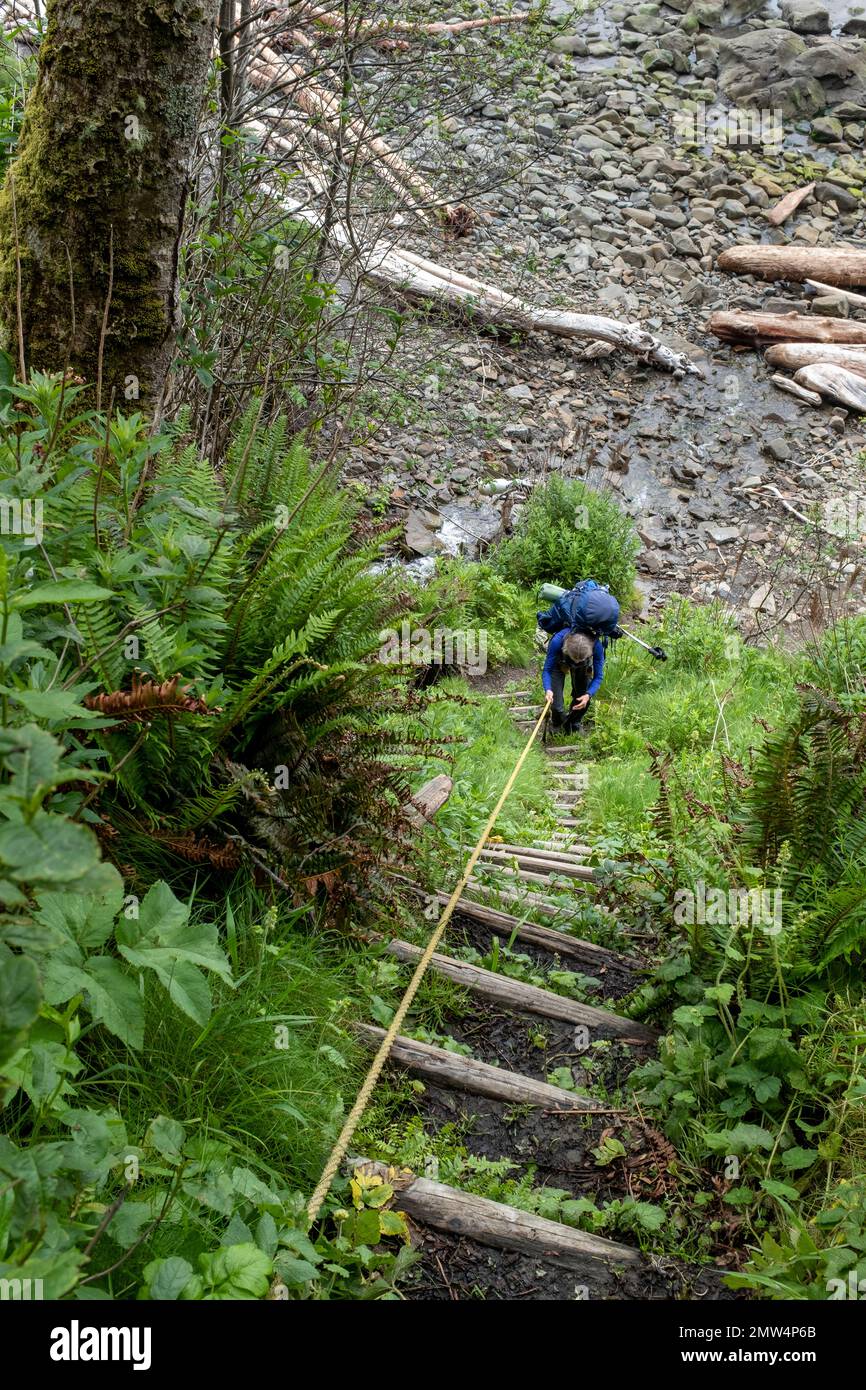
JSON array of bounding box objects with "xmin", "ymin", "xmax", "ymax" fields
[{"xmin": 542, "ymin": 630, "xmax": 605, "ymax": 697}]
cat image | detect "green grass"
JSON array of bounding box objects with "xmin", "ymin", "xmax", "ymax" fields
[{"xmin": 80, "ymin": 895, "xmax": 367, "ymax": 1196}]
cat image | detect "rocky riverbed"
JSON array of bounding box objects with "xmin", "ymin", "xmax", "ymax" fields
[{"xmin": 343, "ymin": 0, "xmax": 866, "ymax": 633}]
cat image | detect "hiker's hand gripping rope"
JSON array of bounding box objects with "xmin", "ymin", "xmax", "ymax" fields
[{"xmin": 305, "ymin": 699, "xmax": 551, "ymax": 1225}]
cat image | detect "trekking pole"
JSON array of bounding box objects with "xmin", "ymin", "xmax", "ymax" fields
[{"xmin": 617, "ymin": 625, "xmax": 667, "ymax": 661}]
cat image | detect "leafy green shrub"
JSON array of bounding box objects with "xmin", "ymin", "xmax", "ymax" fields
[
  {"xmin": 0, "ymin": 371, "xmax": 430, "ymax": 921},
  {"xmin": 489, "ymin": 475, "xmax": 638, "ymax": 601},
  {"xmin": 405, "ymin": 557, "xmax": 536, "ymax": 669},
  {"xmin": 654, "ymin": 596, "xmax": 738, "ymax": 675},
  {"xmin": 805, "ymin": 617, "xmax": 866, "ymax": 710}
]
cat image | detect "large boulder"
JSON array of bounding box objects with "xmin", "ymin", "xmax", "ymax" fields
[
  {"xmin": 780, "ymin": 0, "xmax": 830, "ymax": 33},
  {"xmin": 718, "ymin": 30, "xmax": 866, "ymax": 113},
  {"xmin": 718, "ymin": 0, "xmax": 770, "ymax": 26},
  {"xmin": 717, "ymin": 30, "xmax": 808, "ymax": 100},
  {"xmin": 739, "ymin": 75, "xmax": 826, "ymax": 119},
  {"xmin": 793, "ymin": 40, "xmax": 866, "ymax": 103}
]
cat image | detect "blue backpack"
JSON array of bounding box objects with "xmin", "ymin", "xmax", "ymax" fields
[{"xmin": 537, "ymin": 580, "xmax": 621, "ymax": 639}]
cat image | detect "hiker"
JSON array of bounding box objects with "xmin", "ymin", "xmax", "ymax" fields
[{"xmin": 543, "ymin": 630, "xmax": 603, "ymax": 733}]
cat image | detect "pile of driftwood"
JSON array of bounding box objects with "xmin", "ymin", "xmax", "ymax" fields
[
  {"xmin": 708, "ymin": 184, "xmax": 866, "ymax": 412},
  {"xmin": 242, "ymin": 3, "xmax": 700, "ymax": 376}
]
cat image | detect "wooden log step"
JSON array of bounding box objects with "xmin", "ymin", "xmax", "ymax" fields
[
  {"xmin": 464, "ymin": 883, "xmax": 566, "ymax": 918},
  {"xmin": 479, "ymin": 848, "xmax": 594, "ymax": 881},
  {"xmin": 508, "ymin": 705, "xmax": 541, "ymax": 715},
  {"xmin": 475, "ymin": 864, "xmax": 594, "ymax": 891},
  {"xmin": 486, "ymin": 840, "xmax": 592, "ymax": 860},
  {"xmin": 556, "ymin": 818, "xmax": 583, "ymax": 828},
  {"xmin": 348, "ymin": 1159, "xmax": 643, "ymax": 1269},
  {"xmin": 545, "ymin": 745, "xmax": 580, "ymax": 754},
  {"xmin": 493, "ymin": 690, "xmax": 532, "ymax": 699},
  {"xmin": 388, "ymin": 938, "xmax": 656, "ymax": 1041},
  {"xmin": 443, "ymin": 892, "xmax": 636, "ymax": 972},
  {"xmin": 356, "ymin": 1023, "xmax": 604, "ymax": 1110}
]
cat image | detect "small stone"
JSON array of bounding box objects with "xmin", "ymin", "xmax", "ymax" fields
[
  {"xmin": 551, "ymin": 34, "xmax": 589, "ymax": 54},
  {"xmin": 763, "ymin": 435, "xmax": 790, "ymax": 461},
  {"xmin": 404, "ymin": 509, "xmax": 440, "ymax": 556},
  {"xmin": 706, "ymin": 525, "xmax": 741, "ymax": 545},
  {"xmin": 639, "ymin": 550, "xmax": 663, "ymax": 574},
  {"xmin": 810, "ymin": 116, "xmax": 844, "ymax": 143},
  {"xmin": 624, "ymin": 208, "xmax": 657, "ymax": 228},
  {"xmin": 643, "ymin": 48, "xmax": 675, "ymax": 71},
  {"xmin": 748, "ymin": 582, "xmax": 777, "ymax": 614},
  {"xmin": 505, "ymin": 384, "xmax": 534, "ymax": 402},
  {"xmin": 688, "ymin": 498, "xmax": 714, "ymax": 521},
  {"xmin": 535, "ymin": 115, "xmax": 559, "ymax": 141},
  {"xmin": 811, "ymin": 294, "xmax": 848, "ymax": 318},
  {"xmin": 814, "ymin": 181, "xmax": 860, "ymax": 212},
  {"xmin": 638, "ymin": 517, "xmax": 673, "ymax": 548}
]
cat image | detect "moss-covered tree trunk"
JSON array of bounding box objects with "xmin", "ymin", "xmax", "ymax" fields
[{"xmin": 0, "ymin": 0, "xmax": 219, "ymax": 407}]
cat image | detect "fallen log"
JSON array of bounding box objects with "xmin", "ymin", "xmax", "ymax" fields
[
  {"xmin": 765, "ymin": 182, "xmax": 814, "ymax": 228},
  {"xmin": 805, "ymin": 279, "xmax": 866, "ymax": 311},
  {"xmin": 387, "ymin": 938, "xmax": 657, "ymax": 1041},
  {"xmin": 355, "ymin": 1023, "xmax": 605, "ymax": 1110},
  {"xmin": 440, "ymin": 891, "xmax": 632, "ymax": 971},
  {"xmin": 765, "ymin": 342, "xmax": 866, "ymax": 375},
  {"xmin": 250, "ymin": 49, "xmax": 444, "ymax": 225},
  {"xmin": 709, "ymin": 311, "xmax": 866, "ymax": 346},
  {"xmin": 770, "ymin": 373, "xmax": 822, "ymax": 406},
  {"xmin": 793, "ymin": 364, "xmax": 866, "ymax": 412},
  {"xmin": 717, "ymin": 245, "xmax": 866, "ymax": 288},
  {"xmin": 348, "ymin": 1159, "xmax": 643, "ymax": 1268},
  {"xmin": 253, "ymin": 125, "xmax": 700, "ymax": 376}
]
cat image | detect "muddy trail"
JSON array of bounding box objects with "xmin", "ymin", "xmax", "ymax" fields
[{"xmin": 354, "ymin": 691, "xmax": 741, "ymax": 1302}]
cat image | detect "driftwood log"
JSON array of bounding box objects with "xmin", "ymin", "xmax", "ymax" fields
[
  {"xmin": 717, "ymin": 246, "xmax": 866, "ymax": 288},
  {"xmin": 805, "ymin": 280, "xmax": 866, "ymax": 311},
  {"xmin": 770, "ymin": 373, "xmax": 822, "ymax": 406},
  {"xmin": 765, "ymin": 343, "xmax": 866, "ymax": 375},
  {"xmin": 765, "ymin": 182, "xmax": 814, "ymax": 228},
  {"xmin": 355, "ymin": 1023, "xmax": 606, "ymax": 1110},
  {"xmin": 387, "ymin": 938, "xmax": 657, "ymax": 1041},
  {"xmin": 253, "ymin": 127, "xmax": 700, "ymax": 376},
  {"xmin": 793, "ymin": 364, "xmax": 866, "ymax": 412},
  {"xmin": 709, "ymin": 311, "xmax": 866, "ymax": 346}
]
